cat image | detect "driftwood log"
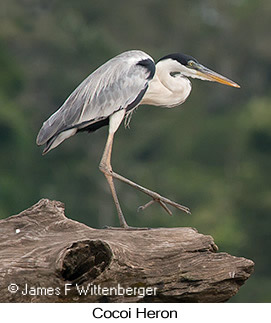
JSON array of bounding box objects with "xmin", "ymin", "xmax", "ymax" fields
[{"xmin": 0, "ymin": 199, "xmax": 254, "ymax": 303}]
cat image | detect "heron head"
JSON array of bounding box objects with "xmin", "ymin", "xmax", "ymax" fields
[{"xmin": 157, "ymin": 53, "xmax": 240, "ymax": 88}]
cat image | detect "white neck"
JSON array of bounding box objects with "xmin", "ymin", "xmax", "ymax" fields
[{"xmin": 142, "ymin": 59, "xmax": 192, "ymax": 108}]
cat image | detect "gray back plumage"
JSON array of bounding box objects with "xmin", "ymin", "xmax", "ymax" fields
[{"xmin": 36, "ymin": 50, "xmax": 155, "ymax": 151}]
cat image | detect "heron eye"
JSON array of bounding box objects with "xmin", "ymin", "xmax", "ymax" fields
[{"xmin": 187, "ymin": 60, "xmax": 194, "ymax": 67}]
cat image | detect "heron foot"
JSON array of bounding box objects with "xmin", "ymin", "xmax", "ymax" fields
[
  {"xmin": 110, "ymin": 170, "xmax": 191, "ymax": 216},
  {"xmin": 138, "ymin": 199, "xmax": 173, "ymax": 215}
]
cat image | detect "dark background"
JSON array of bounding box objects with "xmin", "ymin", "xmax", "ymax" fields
[{"xmin": 1, "ymin": 0, "xmax": 270, "ymax": 302}]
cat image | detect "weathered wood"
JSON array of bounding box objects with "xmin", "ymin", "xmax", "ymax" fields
[{"xmin": 0, "ymin": 199, "xmax": 254, "ymax": 302}]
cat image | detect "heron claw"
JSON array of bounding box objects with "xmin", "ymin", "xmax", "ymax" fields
[
  {"xmin": 137, "ymin": 199, "xmax": 155, "ymax": 212},
  {"xmin": 158, "ymin": 200, "xmax": 173, "ymax": 216},
  {"xmin": 138, "ymin": 197, "xmax": 188, "ymax": 217}
]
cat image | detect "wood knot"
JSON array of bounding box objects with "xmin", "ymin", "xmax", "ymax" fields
[{"xmin": 58, "ymin": 240, "xmax": 112, "ymax": 284}]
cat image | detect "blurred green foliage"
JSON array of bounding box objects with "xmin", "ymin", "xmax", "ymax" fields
[{"xmin": 0, "ymin": 0, "xmax": 270, "ymax": 302}]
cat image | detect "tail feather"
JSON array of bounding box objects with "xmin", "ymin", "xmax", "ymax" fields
[
  {"xmin": 41, "ymin": 129, "xmax": 77, "ymax": 154},
  {"xmin": 37, "ymin": 116, "xmax": 110, "ymax": 154}
]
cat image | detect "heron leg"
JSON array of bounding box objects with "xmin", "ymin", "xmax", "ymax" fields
[
  {"xmin": 99, "ymin": 133, "xmax": 190, "ymax": 225},
  {"xmin": 99, "ymin": 109, "xmax": 190, "ymax": 227},
  {"xmin": 99, "ymin": 132, "xmax": 129, "ymax": 228}
]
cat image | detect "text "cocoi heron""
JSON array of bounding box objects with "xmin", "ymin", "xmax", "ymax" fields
[{"xmin": 37, "ymin": 50, "xmax": 240, "ymax": 229}]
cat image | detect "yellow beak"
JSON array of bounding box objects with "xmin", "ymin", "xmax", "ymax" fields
[{"xmin": 195, "ymin": 63, "xmax": 240, "ymax": 88}]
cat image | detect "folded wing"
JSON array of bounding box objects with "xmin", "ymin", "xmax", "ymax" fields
[{"xmin": 36, "ymin": 50, "xmax": 155, "ymax": 154}]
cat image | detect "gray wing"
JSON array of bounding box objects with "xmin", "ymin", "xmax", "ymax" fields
[{"xmin": 36, "ymin": 50, "xmax": 155, "ymax": 152}]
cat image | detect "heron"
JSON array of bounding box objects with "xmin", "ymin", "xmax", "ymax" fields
[{"xmin": 37, "ymin": 50, "xmax": 240, "ymax": 229}]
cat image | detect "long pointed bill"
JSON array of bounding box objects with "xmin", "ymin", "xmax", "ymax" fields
[{"xmin": 195, "ymin": 63, "xmax": 240, "ymax": 88}]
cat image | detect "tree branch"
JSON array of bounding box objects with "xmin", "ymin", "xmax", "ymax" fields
[{"xmin": 0, "ymin": 199, "xmax": 254, "ymax": 302}]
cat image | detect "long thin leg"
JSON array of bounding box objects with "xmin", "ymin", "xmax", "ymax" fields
[
  {"xmin": 99, "ymin": 111, "xmax": 190, "ymax": 229},
  {"xmin": 99, "ymin": 133, "xmax": 190, "ymax": 228},
  {"xmin": 99, "ymin": 132, "xmax": 129, "ymax": 228}
]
